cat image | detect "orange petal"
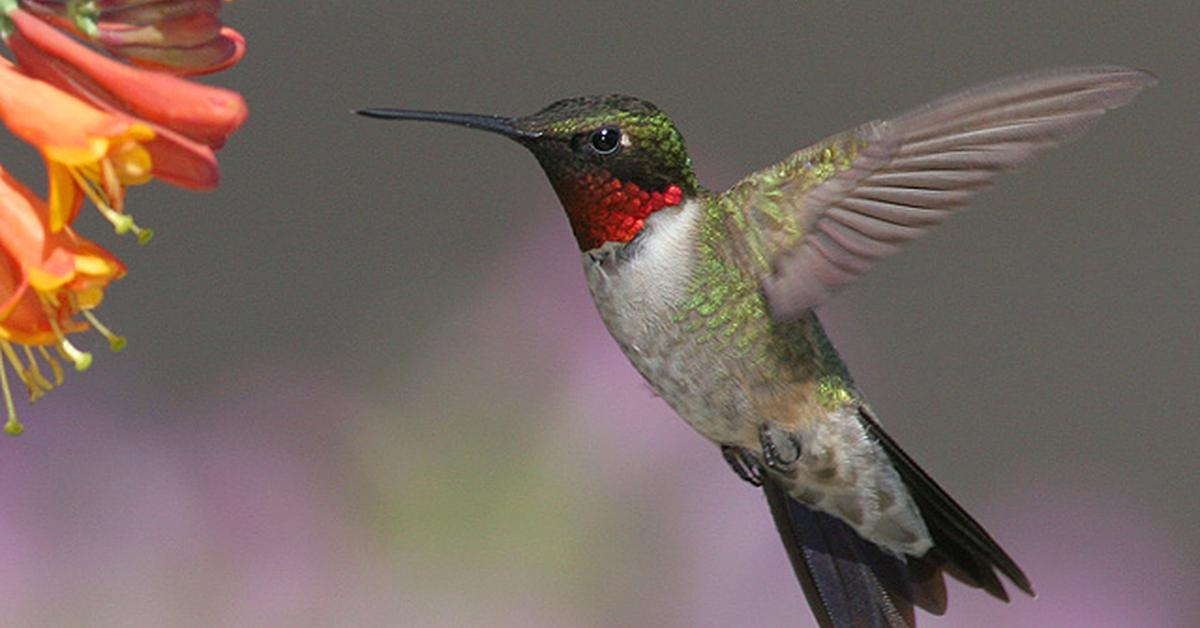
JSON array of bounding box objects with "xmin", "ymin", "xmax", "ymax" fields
[
  {"xmin": 144, "ymin": 123, "xmax": 221, "ymax": 189},
  {"xmin": 0, "ymin": 168, "xmax": 125, "ymax": 292},
  {"xmin": 0, "ymin": 282, "xmax": 87, "ymax": 345},
  {"xmin": 103, "ymin": 0, "xmax": 224, "ymax": 25},
  {"xmin": 0, "ymin": 249, "xmax": 62, "ymax": 346},
  {"xmin": 0, "ymin": 247, "xmax": 29, "ymax": 324},
  {"xmin": 0, "ymin": 168, "xmax": 50, "ymax": 274},
  {"xmin": 9, "ymin": 9, "xmax": 247, "ymax": 149},
  {"xmin": 97, "ymin": 12, "xmax": 223, "ymax": 47},
  {"xmin": 0, "ymin": 57, "xmax": 145, "ymax": 164},
  {"xmin": 1, "ymin": 47, "xmax": 214, "ymax": 190},
  {"xmin": 120, "ymin": 26, "xmax": 246, "ymax": 76},
  {"xmin": 45, "ymin": 160, "xmax": 85, "ymax": 232},
  {"xmin": 0, "ymin": 208, "xmax": 89, "ymax": 346}
]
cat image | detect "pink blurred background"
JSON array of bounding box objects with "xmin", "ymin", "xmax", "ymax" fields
[{"xmin": 2, "ymin": 3, "xmax": 1197, "ymax": 626}]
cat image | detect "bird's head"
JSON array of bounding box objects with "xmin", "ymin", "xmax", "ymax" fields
[{"xmin": 358, "ymin": 95, "xmax": 699, "ymax": 251}]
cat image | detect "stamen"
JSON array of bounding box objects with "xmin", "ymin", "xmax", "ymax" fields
[
  {"xmin": 38, "ymin": 346, "xmax": 65, "ymax": 386},
  {"xmin": 100, "ymin": 159, "xmax": 125, "ymax": 212},
  {"xmin": 67, "ymin": 165, "xmax": 155, "ymax": 244},
  {"xmin": 68, "ymin": 166, "xmax": 130, "ymax": 232},
  {"xmin": 23, "ymin": 345, "xmax": 54, "ymax": 395},
  {"xmin": 57, "ymin": 338, "xmax": 93, "ymax": 372},
  {"xmin": 0, "ymin": 341, "xmax": 44, "ymax": 401},
  {"xmin": 1, "ymin": 342, "xmax": 24, "ymax": 436},
  {"xmin": 131, "ymin": 222, "xmax": 154, "ymax": 245},
  {"xmin": 82, "ymin": 310, "xmax": 127, "ymax": 352},
  {"xmin": 1, "ymin": 340, "xmax": 23, "ymax": 373},
  {"xmin": 112, "ymin": 143, "xmax": 152, "ymax": 186},
  {"xmin": 97, "ymin": 203, "xmax": 134, "ymax": 235},
  {"xmin": 37, "ymin": 293, "xmax": 93, "ymax": 372}
]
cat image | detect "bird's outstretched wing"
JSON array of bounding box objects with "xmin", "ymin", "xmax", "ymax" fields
[{"xmin": 716, "ymin": 66, "xmax": 1155, "ymax": 321}]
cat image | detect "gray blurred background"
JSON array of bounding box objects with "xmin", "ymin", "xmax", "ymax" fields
[{"xmin": 2, "ymin": 2, "xmax": 1197, "ymax": 626}]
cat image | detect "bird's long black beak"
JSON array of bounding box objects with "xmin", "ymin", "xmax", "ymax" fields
[{"xmin": 354, "ymin": 108, "xmax": 542, "ymax": 141}]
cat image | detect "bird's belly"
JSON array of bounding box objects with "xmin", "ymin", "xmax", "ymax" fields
[
  {"xmin": 583, "ymin": 255, "xmax": 756, "ymax": 446},
  {"xmin": 609, "ymin": 313, "xmax": 752, "ymax": 444},
  {"xmin": 583, "ymin": 244, "xmax": 932, "ymax": 556}
]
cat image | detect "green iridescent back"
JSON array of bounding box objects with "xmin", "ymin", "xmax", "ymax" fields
[
  {"xmin": 518, "ymin": 94, "xmax": 871, "ymax": 402},
  {"xmin": 674, "ymin": 131, "xmax": 870, "ymax": 399}
]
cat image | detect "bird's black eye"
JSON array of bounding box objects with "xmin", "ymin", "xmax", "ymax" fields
[{"xmin": 589, "ymin": 127, "xmax": 622, "ymax": 154}]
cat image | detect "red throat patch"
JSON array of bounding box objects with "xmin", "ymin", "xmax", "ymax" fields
[{"xmin": 558, "ymin": 173, "xmax": 684, "ymax": 251}]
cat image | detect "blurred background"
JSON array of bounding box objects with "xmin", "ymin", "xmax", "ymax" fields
[{"xmin": 2, "ymin": 2, "xmax": 1198, "ymax": 626}]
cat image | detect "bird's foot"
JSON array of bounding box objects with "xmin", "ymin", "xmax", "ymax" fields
[
  {"xmin": 721, "ymin": 445, "xmax": 764, "ymax": 487},
  {"xmin": 760, "ymin": 424, "xmax": 802, "ymax": 471}
]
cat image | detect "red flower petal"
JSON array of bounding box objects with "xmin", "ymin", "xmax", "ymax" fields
[{"xmin": 8, "ymin": 9, "xmax": 247, "ymax": 149}]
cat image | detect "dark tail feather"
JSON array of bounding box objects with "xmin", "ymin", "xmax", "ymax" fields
[
  {"xmin": 765, "ymin": 409, "xmax": 1032, "ymax": 626},
  {"xmin": 763, "ymin": 476, "xmax": 916, "ymax": 628},
  {"xmin": 857, "ymin": 406, "xmax": 1035, "ymax": 601}
]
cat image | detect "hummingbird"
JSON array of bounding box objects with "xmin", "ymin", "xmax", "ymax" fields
[{"xmin": 358, "ymin": 66, "xmax": 1153, "ymax": 627}]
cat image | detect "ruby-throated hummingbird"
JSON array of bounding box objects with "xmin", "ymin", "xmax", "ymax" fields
[{"xmin": 358, "ymin": 66, "xmax": 1153, "ymax": 627}]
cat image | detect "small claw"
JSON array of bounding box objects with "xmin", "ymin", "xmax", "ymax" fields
[
  {"xmin": 760, "ymin": 424, "xmax": 802, "ymax": 470},
  {"xmin": 722, "ymin": 445, "xmax": 764, "ymax": 487}
]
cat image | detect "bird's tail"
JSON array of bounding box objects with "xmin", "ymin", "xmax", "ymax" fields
[
  {"xmin": 764, "ymin": 476, "xmax": 923, "ymax": 628},
  {"xmin": 763, "ymin": 407, "xmax": 1033, "ymax": 627},
  {"xmin": 857, "ymin": 407, "xmax": 1034, "ymax": 602}
]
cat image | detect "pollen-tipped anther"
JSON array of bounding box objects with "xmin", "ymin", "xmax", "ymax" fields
[
  {"xmin": 1, "ymin": 352, "xmax": 23, "ymax": 436},
  {"xmin": 59, "ymin": 338, "xmax": 93, "ymax": 371},
  {"xmin": 82, "ymin": 309, "xmax": 127, "ymax": 352}
]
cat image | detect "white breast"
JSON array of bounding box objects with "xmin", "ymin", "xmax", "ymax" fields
[
  {"xmin": 582, "ymin": 199, "xmax": 701, "ymax": 324},
  {"xmin": 581, "ymin": 199, "xmax": 751, "ymax": 446}
]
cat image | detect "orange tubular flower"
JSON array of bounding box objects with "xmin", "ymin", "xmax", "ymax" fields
[
  {"xmin": 9, "ymin": 9, "xmax": 246, "ymax": 148},
  {"xmin": 4, "ymin": 13, "xmax": 222, "ymax": 190},
  {"xmin": 0, "ymin": 1, "xmax": 245, "ymax": 434},
  {"xmin": 0, "ymin": 167, "xmax": 126, "ymax": 435},
  {"xmin": 0, "ymin": 57, "xmax": 154, "ymax": 237},
  {"xmin": 6, "ymin": 7, "xmax": 241, "ymax": 190},
  {"xmin": 22, "ymin": 0, "xmax": 245, "ymax": 76}
]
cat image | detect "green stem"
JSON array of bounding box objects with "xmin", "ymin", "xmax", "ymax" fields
[
  {"xmin": 0, "ymin": 0, "xmax": 16, "ymax": 40},
  {"xmin": 67, "ymin": 0, "xmax": 98, "ymax": 37}
]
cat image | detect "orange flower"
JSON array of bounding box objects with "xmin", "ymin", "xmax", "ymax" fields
[
  {"xmin": 0, "ymin": 1, "xmax": 245, "ymax": 434},
  {"xmin": 7, "ymin": 7, "xmax": 234, "ymax": 191},
  {"xmin": 0, "ymin": 167, "xmax": 126, "ymax": 435},
  {"xmin": 0, "ymin": 56, "xmax": 155, "ymax": 237},
  {"xmin": 22, "ymin": 0, "xmax": 246, "ymax": 76},
  {"xmin": 8, "ymin": 9, "xmax": 246, "ymax": 148}
]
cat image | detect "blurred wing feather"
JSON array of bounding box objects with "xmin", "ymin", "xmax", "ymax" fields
[{"xmin": 717, "ymin": 66, "xmax": 1155, "ymax": 320}]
